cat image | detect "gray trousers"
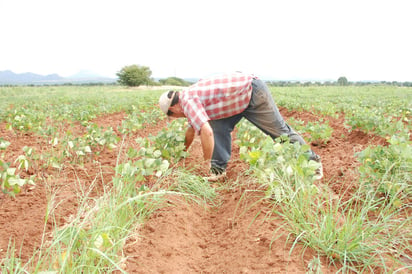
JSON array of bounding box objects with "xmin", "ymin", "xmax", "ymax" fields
[{"xmin": 209, "ymin": 78, "xmax": 312, "ymax": 172}]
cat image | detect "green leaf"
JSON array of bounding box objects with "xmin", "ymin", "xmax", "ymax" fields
[
  {"xmin": 153, "ymin": 150, "xmax": 162, "ymax": 158},
  {"xmin": 7, "ymin": 168, "xmax": 16, "ymax": 176},
  {"xmin": 145, "ymin": 158, "xmax": 156, "ymax": 167},
  {"xmin": 159, "ymin": 160, "xmax": 170, "ymax": 171},
  {"xmin": 0, "ymin": 140, "xmax": 11, "ymax": 149},
  {"xmin": 162, "ymin": 149, "xmax": 170, "ymax": 159},
  {"xmin": 8, "ymin": 177, "xmax": 26, "ymax": 186}
]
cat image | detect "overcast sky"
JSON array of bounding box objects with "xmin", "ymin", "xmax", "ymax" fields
[{"xmin": 1, "ymin": 0, "xmax": 411, "ymax": 81}]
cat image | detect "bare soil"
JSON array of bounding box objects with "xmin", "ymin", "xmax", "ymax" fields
[{"xmin": 0, "ymin": 108, "xmax": 389, "ymax": 273}]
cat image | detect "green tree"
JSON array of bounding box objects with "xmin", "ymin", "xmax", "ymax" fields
[
  {"xmin": 337, "ymin": 76, "xmax": 348, "ymax": 86},
  {"xmin": 116, "ymin": 65, "xmax": 152, "ymax": 87}
]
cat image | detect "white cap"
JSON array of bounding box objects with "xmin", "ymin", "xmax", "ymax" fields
[{"xmin": 159, "ymin": 91, "xmax": 175, "ymax": 115}]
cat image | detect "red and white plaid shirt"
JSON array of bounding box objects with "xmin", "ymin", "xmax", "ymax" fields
[{"xmin": 180, "ymin": 72, "xmax": 254, "ymax": 133}]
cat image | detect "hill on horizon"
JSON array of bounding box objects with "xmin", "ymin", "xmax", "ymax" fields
[{"xmin": 0, "ymin": 70, "xmax": 116, "ymax": 85}]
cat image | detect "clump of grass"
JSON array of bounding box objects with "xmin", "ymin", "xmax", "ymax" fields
[
  {"xmin": 28, "ymin": 172, "xmax": 168, "ymax": 273},
  {"xmin": 0, "ymin": 241, "xmax": 28, "ymax": 274},
  {"xmin": 264, "ymin": 169, "xmax": 411, "ymax": 272},
  {"xmin": 32, "ymin": 169, "xmax": 216, "ymax": 272},
  {"xmin": 1, "ymin": 161, "xmax": 217, "ymax": 272},
  {"xmin": 168, "ymin": 169, "xmax": 217, "ymax": 206}
]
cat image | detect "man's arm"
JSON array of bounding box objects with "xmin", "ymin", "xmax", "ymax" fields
[
  {"xmin": 199, "ymin": 122, "xmax": 214, "ymax": 161},
  {"xmin": 184, "ymin": 127, "xmax": 195, "ymax": 151}
]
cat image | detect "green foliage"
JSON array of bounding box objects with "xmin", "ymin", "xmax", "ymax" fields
[
  {"xmin": 357, "ymin": 134, "xmax": 412, "ymax": 204},
  {"xmin": 85, "ymin": 124, "xmax": 119, "ymax": 150},
  {"xmin": 116, "ymin": 65, "xmax": 152, "ymax": 87},
  {"xmin": 0, "ymin": 242, "xmax": 26, "ymax": 273},
  {"xmin": 337, "ymin": 76, "xmax": 348, "ymax": 86},
  {"xmin": 345, "ymin": 107, "xmax": 409, "ymax": 137},
  {"xmin": 240, "ymin": 140, "xmax": 319, "ymax": 185},
  {"xmin": 40, "ymin": 123, "xmax": 121, "ymax": 168},
  {"xmin": 271, "ymin": 85, "xmax": 412, "ymax": 138},
  {"xmin": 1, "ymin": 162, "xmax": 26, "ymax": 196},
  {"xmin": 305, "ymin": 120, "xmax": 333, "ymax": 145},
  {"xmin": 236, "ymin": 120, "xmax": 320, "ymax": 182},
  {"xmin": 117, "ymin": 146, "xmax": 170, "ymax": 181},
  {"xmin": 0, "ymin": 138, "xmax": 10, "ymax": 151},
  {"xmin": 288, "ymin": 118, "xmax": 333, "ymax": 145},
  {"xmin": 235, "ymin": 120, "xmax": 267, "ymax": 148},
  {"xmin": 5, "ymin": 107, "xmax": 46, "ymax": 132},
  {"xmin": 1, "ymin": 85, "xmax": 411, "ymax": 272},
  {"xmin": 1, "ymin": 140, "xmax": 35, "ymax": 197},
  {"xmin": 120, "ymin": 107, "xmax": 162, "ymax": 134},
  {"xmin": 146, "ymin": 120, "xmax": 188, "ymax": 163},
  {"xmin": 236, "ymin": 118, "xmax": 411, "ymax": 272},
  {"xmin": 274, "ymin": 182, "xmax": 409, "ymax": 272},
  {"xmin": 116, "ymin": 120, "xmax": 187, "ymax": 182}
]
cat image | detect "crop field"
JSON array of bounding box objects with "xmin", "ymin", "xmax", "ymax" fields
[{"xmin": 0, "ymin": 84, "xmax": 411, "ymax": 273}]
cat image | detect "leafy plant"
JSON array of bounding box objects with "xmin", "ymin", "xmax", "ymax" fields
[
  {"xmin": 236, "ymin": 118, "xmax": 411, "ymax": 272},
  {"xmin": 1, "ymin": 140, "xmax": 35, "ymax": 196},
  {"xmin": 287, "ymin": 118, "xmax": 333, "ymax": 146},
  {"xmin": 357, "ymin": 134, "xmax": 412, "ymax": 204},
  {"xmin": 236, "ymin": 120, "xmax": 320, "ymax": 183},
  {"xmin": 235, "ymin": 120, "xmax": 267, "ymax": 148},
  {"xmin": 305, "ymin": 119, "xmax": 333, "ymax": 145},
  {"xmin": 119, "ymin": 107, "xmax": 162, "ymax": 134},
  {"xmin": 116, "ymin": 156, "xmax": 170, "ymax": 182},
  {"xmin": 143, "ymin": 119, "xmax": 188, "ymax": 163},
  {"xmin": 0, "ymin": 138, "xmax": 11, "ymax": 160},
  {"xmin": 85, "ymin": 124, "xmax": 119, "ymax": 151},
  {"xmin": 4, "ymin": 107, "xmax": 45, "ymax": 132}
]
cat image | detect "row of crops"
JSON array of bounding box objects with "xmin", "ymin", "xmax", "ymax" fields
[
  {"xmin": 0, "ymin": 85, "xmax": 411, "ymax": 272},
  {"xmin": 235, "ymin": 120, "xmax": 411, "ymax": 272},
  {"xmin": 274, "ymin": 85, "xmax": 410, "ymax": 137},
  {"xmin": 236, "ymin": 85, "xmax": 411, "ymax": 272},
  {"xmin": 1, "ymin": 86, "xmax": 161, "ymax": 196},
  {"xmin": 0, "ymin": 86, "xmax": 216, "ymax": 273},
  {"xmin": 273, "ymin": 85, "xmax": 411, "ymax": 205}
]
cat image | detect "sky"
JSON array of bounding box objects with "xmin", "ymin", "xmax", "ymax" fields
[{"xmin": 1, "ymin": 0, "xmax": 411, "ymax": 82}]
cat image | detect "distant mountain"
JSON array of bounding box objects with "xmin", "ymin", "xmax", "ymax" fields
[
  {"xmin": 0, "ymin": 70, "xmax": 116, "ymax": 85},
  {"xmin": 0, "ymin": 70, "xmax": 64, "ymax": 84}
]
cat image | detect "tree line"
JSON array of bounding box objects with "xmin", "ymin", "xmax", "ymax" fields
[
  {"xmin": 267, "ymin": 80, "xmax": 412, "ymax": 87},
  {"xmin": 117, "ymin": 65, "xmax": 412, "ymax": 88}
]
